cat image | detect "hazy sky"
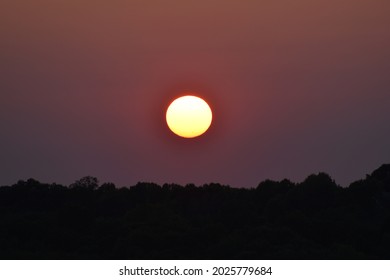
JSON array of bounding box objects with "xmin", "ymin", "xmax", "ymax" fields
[{"xmin": 1, "ymin": 0, "xmax": 389, "ymax": 187}]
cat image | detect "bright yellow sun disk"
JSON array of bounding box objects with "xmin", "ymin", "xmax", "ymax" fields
[{"xmin": 166, "ymin": 95, "xmax": 212, "ymax": 138}]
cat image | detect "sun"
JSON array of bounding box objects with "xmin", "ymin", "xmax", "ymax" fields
[{"xmin": 166, "ymin": 95, "xmax": 213, "ymax": 138}]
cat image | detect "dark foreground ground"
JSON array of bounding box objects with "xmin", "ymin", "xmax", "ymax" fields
[{"xmin": 1, "ymin": 165, "xmax": 390, "ymax": 259}]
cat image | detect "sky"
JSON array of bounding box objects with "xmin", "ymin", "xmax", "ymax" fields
[{"xmin": 1, "ymin": 0, "xmax": 389, "ymax": 188}]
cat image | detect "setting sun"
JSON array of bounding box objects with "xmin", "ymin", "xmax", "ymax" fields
[{"xmin": 166, "ymin": 95, "xmax": 212, "ymax": 138}]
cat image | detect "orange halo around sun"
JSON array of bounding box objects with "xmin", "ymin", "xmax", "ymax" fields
[{"xmin": 166, "ymin": 95, "xmax": 212, "ymax": 138}]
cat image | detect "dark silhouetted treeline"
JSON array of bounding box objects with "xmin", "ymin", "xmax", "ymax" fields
[{"xmin": 1, "ymin": 164, "xmax": 390, "ymax": 259}]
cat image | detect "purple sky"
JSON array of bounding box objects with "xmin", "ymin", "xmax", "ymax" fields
[{"xmin": 1, "ymin": 0, "xmax": 389, "ymax": 187}]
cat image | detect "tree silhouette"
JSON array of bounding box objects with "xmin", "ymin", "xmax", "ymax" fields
[
  {"xmin": 70, "ymin": 176, "xmax": 99, "ymax": 190},
  {"xmin": 0, "ymin": 164, "xmax": 389, "ymax": 259}
]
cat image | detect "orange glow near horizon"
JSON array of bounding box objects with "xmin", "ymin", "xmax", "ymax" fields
[{"xmin": 166, "ymin": 95, "xmax": 212, "ymax": 138}]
